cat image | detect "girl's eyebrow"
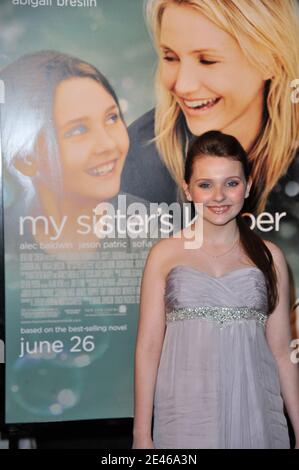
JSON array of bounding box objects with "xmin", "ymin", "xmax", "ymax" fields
[
  {"xmin": 105, "ymin": 104, "xmax": 119, "ymax": 113},
  {"xmin": 160, "ymin": 45, "xmax": 221, "ymax": 54},
  {"xmin": 195, "ymin": 176, "xmax": 242, "ymax": 182},
  {"xmin": 60, "ymin": 105, "xmax": 119, "ymax": 130},
  {"xmin": 61, "ymin": 116, "xmax": 88, "ymax": 129}
]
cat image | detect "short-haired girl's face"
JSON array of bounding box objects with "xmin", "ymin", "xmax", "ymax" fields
[
  {"xmin": 184, "ymin": 156, "xmax": 251, "ymax": 226},
  {"xmin": 53, "ymin": 77, "xmax": 129, "ymax": 203},
  {"xmin": 159, "ymin": 4, "xmax": 268, "ymax": 148}
]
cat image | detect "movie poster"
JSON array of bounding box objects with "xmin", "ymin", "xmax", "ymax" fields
[
  {"xmin": 1, "ymin": 0, "xmax": 298, "ymax": 426},
  {"xmin": 0, "ymin": 0, "xmax": 159, "ymax": 424}
]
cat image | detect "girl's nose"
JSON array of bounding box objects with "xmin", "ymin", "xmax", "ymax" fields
[
  {"xmin": 94, "ymin": 127, "xmax": 117, "ymax": 154},
  {"xmin": 213, "ymin": 186, "xmax": 226, "ymax": 202},
  {"xmin": 174, "ymin": 61, "xmax": 202, "ymax": 97}
]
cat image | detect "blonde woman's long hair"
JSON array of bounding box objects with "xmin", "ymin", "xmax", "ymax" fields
[{"xmin": 146, "ymin": 0, "xmax": 299, "ymax": 213}]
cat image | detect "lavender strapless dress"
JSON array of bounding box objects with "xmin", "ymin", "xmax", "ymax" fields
[{"xmin": 153, "ymin": 266, "xmax": 290, "ymax": 449}]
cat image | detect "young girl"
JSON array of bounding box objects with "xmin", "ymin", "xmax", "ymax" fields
[
  {"xmin": 1, "ymin": 50, "xmax": 129, "ymax": 248},
  {"xmin": 133, "ymin": 131, "xmax": 299, "ymax": 449}
]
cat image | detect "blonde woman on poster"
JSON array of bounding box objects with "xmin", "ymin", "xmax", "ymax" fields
[
  {"xmin": 133, "ymin": 131, "xmax": 299, "ymax": 449},
  {"xmin": 121, "ymin": 0, "xmax": 299, "ymax": 214}
]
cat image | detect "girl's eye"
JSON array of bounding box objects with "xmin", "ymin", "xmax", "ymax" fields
[
  {"xmin": 64, "ymin": 124, "xmax": 87, "ymax": 138},
  {"xmin": 199, "ymin": 58, "xmax": 218, "ymax": 65},
  {"xmin": 198, "ymin": 183, "xmax": 211, "ymax": 189},
  {"xmin": 106, "ymin": 113, "xmax": 120, "ymax": 125},
  {"xmin": 227, "ymin": 181, "xmax": 239, "ymax": 187},
  {"xmin": 163, "ymin": 55, "xmax": 178, "ymax": 62}
]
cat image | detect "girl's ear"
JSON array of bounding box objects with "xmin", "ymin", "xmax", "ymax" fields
[
  {"xmin": 182, "ymin": 180, "xmax": 192, "ymax": 201},
  {"xmin": 245, "ymin": 177, "xmax": 252, "ymax": 199},
  {"xmin": 13, "ymin": 155, "xmax": 37, "ymax": 177}
]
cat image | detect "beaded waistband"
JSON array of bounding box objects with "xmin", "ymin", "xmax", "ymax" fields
[{"xmin": 166, "ymin": 306, "xmax": 267, "ymax": 328}]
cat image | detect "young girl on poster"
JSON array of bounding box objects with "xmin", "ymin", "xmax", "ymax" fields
[
  {"xmin": 1, "ymin": 51, "xmax": 153, "ymax": 423},
  {"xmin": 1, "ymin": 50, "xmax": 131, "ymax": 249},
  {"xmin": 121, "ymin": 0, "xmax": 299, "ymax": 214},
  {"xmin": 133, "ymin": 131, "xmax": 299, "ymax": 449}
]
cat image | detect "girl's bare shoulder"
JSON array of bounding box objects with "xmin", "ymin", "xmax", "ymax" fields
[
  {"xmin": 263, "ymin": 239, "xmax": 286, "ymax": 262},
  {"xmin": 262, "ymin": 239, "xmax": 289, "ymax": 278},
  {"xmin": 146, "ymin": 232, "xmax": 186, "ymax": 276}
]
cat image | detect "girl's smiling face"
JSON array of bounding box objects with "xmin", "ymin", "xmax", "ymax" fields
[
  {"xmin": 159, "ymin": 4, "xmax": 268, "ymax": 149},
  {"xmin": 184, "ymin": 155, "xmax": 251, "ymax": 226},
  {"xmin": 52, "ymin": 77, "xmax": 129, "ymax": 204}
]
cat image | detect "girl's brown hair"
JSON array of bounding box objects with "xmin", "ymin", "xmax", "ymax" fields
[{"xmin": 185, "ymin": 131, "xmax": 278, "ymax": 314}]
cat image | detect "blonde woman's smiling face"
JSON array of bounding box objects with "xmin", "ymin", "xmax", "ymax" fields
[
  {"xmin": 53, "ymin": 77, "xmax": 129, "ymax": 204},
  {"xmin": 159, "ymin": 4, "xmax": 268, "ymax": 150}
]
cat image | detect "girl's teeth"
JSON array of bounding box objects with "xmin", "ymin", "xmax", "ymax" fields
[
  {"xmin": 209, "ymin": 206, "xmax": 229, "ymax": 214},
  {"xmin": 184, "ymin": 98, "xmax": 217, "ymax": 109},
  {"xmin": 88, "ymin": 162, "xmax": 115, "ymax": 176}
]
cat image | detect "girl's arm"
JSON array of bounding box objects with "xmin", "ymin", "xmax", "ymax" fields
[
  {"xmin": 132, "ymin": 242, "xmax": 167, "ymax": 449},
  {"xmin": 265, "ymin": 241, "xmax": 299, "ymax": 448}
]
